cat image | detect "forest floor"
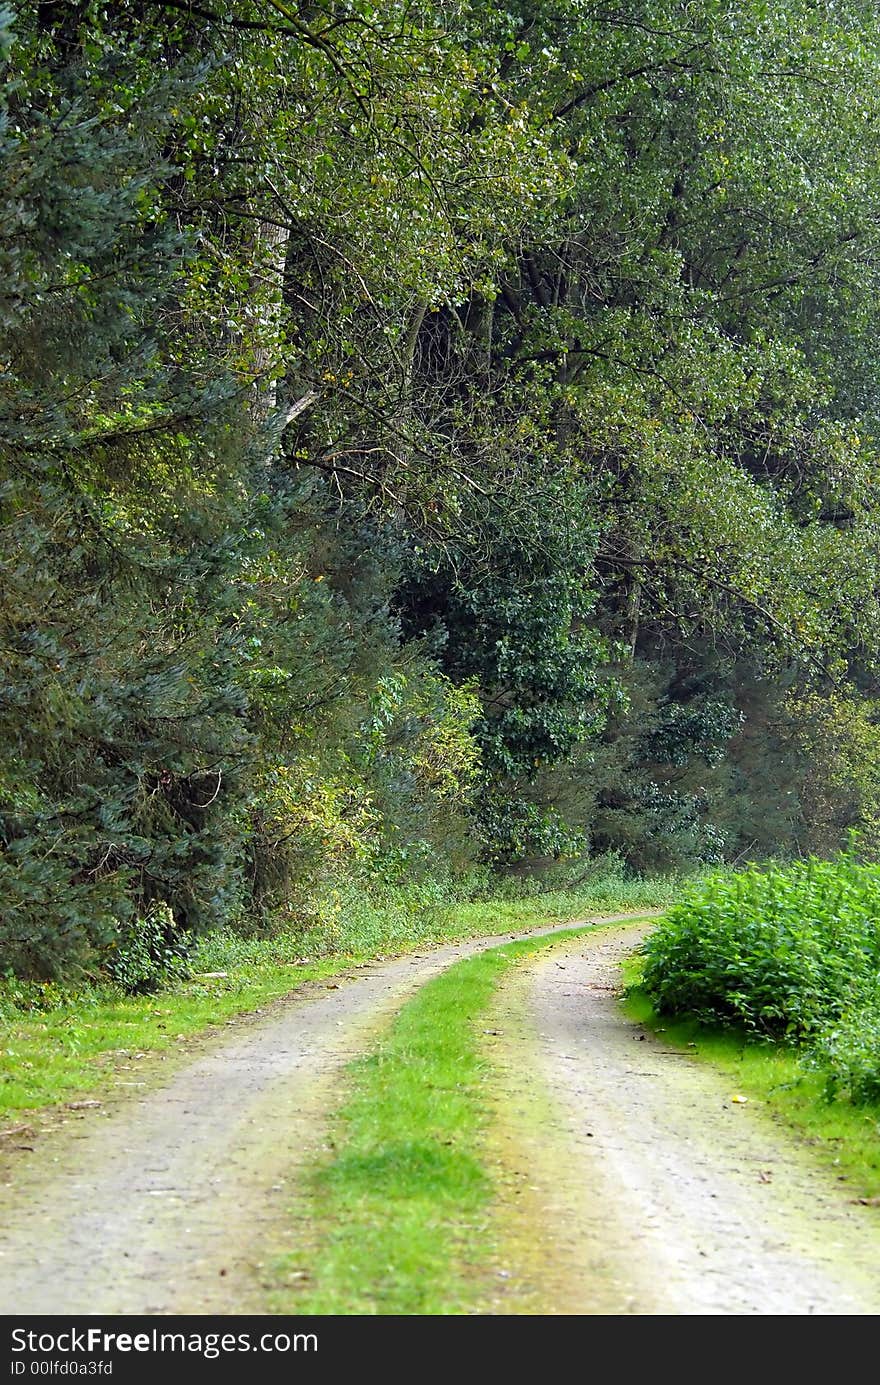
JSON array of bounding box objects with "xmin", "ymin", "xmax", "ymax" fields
[{"xmin": 2, "ymin": 919, "xmax": 880, "ymax": 1315}]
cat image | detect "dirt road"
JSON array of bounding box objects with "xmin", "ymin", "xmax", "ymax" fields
[
  {"xmin": 0, "ymin": 917, "xmax": 634, "ymax": 1315},
  {"xmin": 485, "ymin": 925, "xmax": 880, "ymax": 1315},
  {"xmin": 4, "ymin": 916, "xmax": 880, "ymax": 1316}
]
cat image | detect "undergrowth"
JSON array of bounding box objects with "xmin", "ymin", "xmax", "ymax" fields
[{"xmin": 642, "ymin": 852, "xmax": 880, "ymax": 1103}]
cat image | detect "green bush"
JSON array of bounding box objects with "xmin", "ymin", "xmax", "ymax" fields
[
  {"xmin": 642, "ymin": 853, "xmax": 880, "ymax": 1101},
  {"xmin": 643, "ymin": 854, "xmax": 880, "ymax": 1038},
  {"xmin": 812, "ymin": 997, "xmax": 880, "ymax": 1105},
  {"xmin": 105, "ymin": 903, "xmax": 191, "ymax": 995}
]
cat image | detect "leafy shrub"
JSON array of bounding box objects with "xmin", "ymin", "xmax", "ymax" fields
[
  {"xmin": 812, "ymin": 997, "xmax": 880, "ymax": 1105},
  {"xmin": 105, "ymin": 903, "xmax": 191, "ymax": 995},
  {"xmin": 477, "ymin": 792, "xmax": 588, "ymax": 866},
  {"xmin": 642, "ymin": 854, "xmax": 880, "ymax": 1040},
  {"xmin": 642, "ymin": 853, "xmax": 880, "ymax": 1102}
]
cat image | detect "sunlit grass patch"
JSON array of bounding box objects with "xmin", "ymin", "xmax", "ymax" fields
[{"xmin": 274, "ymin": 924, "xmax": 626, "ymax": 1315}]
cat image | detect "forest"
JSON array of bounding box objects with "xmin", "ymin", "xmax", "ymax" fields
[{"xmin": 5, "ymin": 0, "xmax": 880, "ymax": 984}]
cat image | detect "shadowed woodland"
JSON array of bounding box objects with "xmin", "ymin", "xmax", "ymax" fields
[{"xmin": 5, "ymin": 1, "xmax": 880, "ymax": 983}]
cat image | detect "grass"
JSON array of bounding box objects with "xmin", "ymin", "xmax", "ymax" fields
[
  {"xmin": 273, "ymin": 923, "xmax": 610, "ymax": 1316},
  {"xmin": 0, "ymin": 872, "xmax": 676, "ymax": 1120},
  {"xmin": 623, "ymin": 953, "xmax": 880, "ymax": 1202},
  {"xmin": 0, "ymin": 953, "xmax": 348, "ymax": 1117}
]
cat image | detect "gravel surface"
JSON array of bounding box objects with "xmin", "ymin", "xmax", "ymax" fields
[
  {"xmin": 485, "ymin": 925, "xmax": 880, "ymax": 1316},
  {"xmin": 0, "ymin": 916, "xmax": 639, "ymax": 1315},
  {"xmin": 8, "ymin": 916, "xmax": 868, "ymax": 1317}
]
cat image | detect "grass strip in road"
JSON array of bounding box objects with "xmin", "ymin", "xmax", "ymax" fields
[
  {"xmin": 0, "ymin": 881, "xmax": 676, "ymax": 1120},
  {"xmin": 623, "ymin": 958, "xmax": 880, "ymax": 1203},
  {"xmin": 274, "ymin": 921, "xmax": 630, "ymax": 1316}
]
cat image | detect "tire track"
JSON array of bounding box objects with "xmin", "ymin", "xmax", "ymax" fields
[
  {"xmin": 0, "ymin": 915, "xmax": 642, "ymax": 1314},
  {"xmin": 485, "ymin": 925, "xmax": 880, "ymax": 1315}
]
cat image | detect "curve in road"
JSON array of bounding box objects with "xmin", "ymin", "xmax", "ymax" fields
[{"xmin": 0, "ymin": 916, "xmax": 638, "ymax": 1315}]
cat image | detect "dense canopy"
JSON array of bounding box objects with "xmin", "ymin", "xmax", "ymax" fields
[{"xmin": 5, "ymin": 0, "xmax": 880, "ymax": 977}]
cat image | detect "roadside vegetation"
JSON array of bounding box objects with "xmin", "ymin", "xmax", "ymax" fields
[
  {"xmin": 630, "ymin": 851, "xmax": 880, "ymax": 1194},
  {"xmin": 642, "ymin": 852, "xmax": 880, "ymax": 1103},
  {"xmin": 0, "ymin": 862, "xmax": 675, "ymax": 1118}
]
